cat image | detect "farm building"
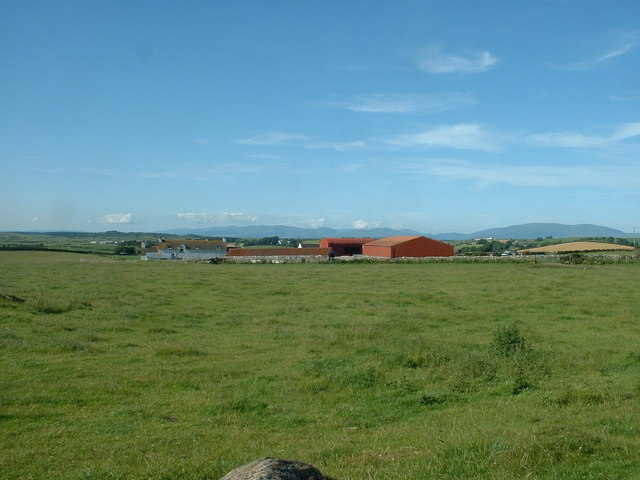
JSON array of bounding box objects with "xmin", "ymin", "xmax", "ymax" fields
[
  {"xmin": 225, "ymin": 247, "xmax": 332, "ymax": 263},
  {"xmin": 142, "ymin": 240, "xmax": 227, "ymax": 261},
  {"xmin": 362, "ymin": 236, "xmax": 454, "ymax": 258},
  {"xmin": 519, "ymin": 241, "xmax": 634, "ymax": 254},
  {"xmin": 319, "ymin": 238, "xmax": 373, "ymax": 256}
]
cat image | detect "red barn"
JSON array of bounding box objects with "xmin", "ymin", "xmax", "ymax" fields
[
  {"xmin": 319, "ymin": 238, "xmax": 374, "ymax": 256},
  {"xmin": 362, "ymin": 236, "xmax": 453, "ymax": 258}
]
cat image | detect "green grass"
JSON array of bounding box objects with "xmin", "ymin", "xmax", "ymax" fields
[{"xmin": 1, "ymin": 251, "xmax": 640, "ymax": 479}]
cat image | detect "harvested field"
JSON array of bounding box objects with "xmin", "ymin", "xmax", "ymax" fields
[{"xmin": 519, "ymin": 241, "xmax": 635, "ymax": 254}]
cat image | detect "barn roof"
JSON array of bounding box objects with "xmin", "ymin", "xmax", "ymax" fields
[
  {"xmin": 226, "ymin": 247, "xmax": 331, "ymax": 257},
  {"xmin": 364, "ymin": 236, "xmax": 423, "ymax": 247}
]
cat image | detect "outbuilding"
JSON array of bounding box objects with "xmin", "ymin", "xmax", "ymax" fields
[
  {"xmin": 142, "ymin": 240, "xmax": 227, "ymax": 261},
  {"xmin": 319, "ymin": 238, "xmax": 373, "ymax": 256},
  {"xmin": 362, "ymin": 236, "xmax": 453, "ymax": 258}
]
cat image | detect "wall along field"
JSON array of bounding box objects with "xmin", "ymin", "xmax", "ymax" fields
[{"xmin": 1, "ymin": 251, "xmax": 640, "ymax": 479}]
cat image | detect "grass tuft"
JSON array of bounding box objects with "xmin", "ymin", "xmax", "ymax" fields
[
  {"xmin": 31, "ymin": 297, "xmax": 92, "ymax": 314},
  {"xmin": 156, "ymin": 345, "xmax": 207, "ymax": 357}
]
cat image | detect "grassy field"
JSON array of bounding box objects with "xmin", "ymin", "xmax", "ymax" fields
[{"xmin": 1, "ymin": 251, "xmax": 640, "ymax": 479}]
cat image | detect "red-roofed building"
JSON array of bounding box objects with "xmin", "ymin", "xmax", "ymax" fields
[
  {"xmin": 362, "ymin": 236, "xmax": 453, "ymax": 258},
  {"xmin": 319, "ymin": 238, "xmax": 374, "ymax": 256}
]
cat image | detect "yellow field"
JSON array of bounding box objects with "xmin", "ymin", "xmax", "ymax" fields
[{"xmin": 520, "ymin": 241, "xmax": 635, "ymax": 254}]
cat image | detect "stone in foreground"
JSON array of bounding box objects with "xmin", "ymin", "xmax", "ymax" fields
[{"xmin": 219, "ymin": 457, "xmax": 332, "ymax": 480}]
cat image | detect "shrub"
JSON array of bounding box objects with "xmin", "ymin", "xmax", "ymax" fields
[
  {"xmin": 492, "ymin": 322, "xmax": 529, "ymax": 357},
  {"xmin": 560, "ymin": 253, "xmax": 584, "ymax": 264},
  {"xmin": 491, "ymin": 322, "xmax": 546, "ymax": 394}
]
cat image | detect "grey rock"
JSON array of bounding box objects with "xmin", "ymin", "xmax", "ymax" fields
[{"xmin": 219, "ymin": 457, "xmax": 333, "ymax": 480}]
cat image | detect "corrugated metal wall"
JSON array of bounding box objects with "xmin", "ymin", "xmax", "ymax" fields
[
  {"xmin": 396, "ymin": 237, "xmax": 453, "ymax": 257},
  {"xmin": 363, "ymin": 237, "xmax": 453, "ymax": 258}
]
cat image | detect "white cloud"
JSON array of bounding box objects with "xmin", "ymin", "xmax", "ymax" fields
[
  {"xmin": 236, "ymin": 132, "xmax": 309, "ymax": 146},
  {"xmin": 417, "ymin": 46, "xmax": 498, "ymax": 74},
  {"xmin": 247, "ymin": 153, "xmax": 282, "ymax": 159},
  {"xmin": 328, "ymin": 140, "xmax": 368, "ymax": 152},
  {"xmin": 327, "ymin": 92, "xmax": 476, "ymax": 113},
  {"xmin": 529, "ymin": 123, "xmax": 640, "ymax": 148},
  {"xmin": 258, "ymin": 214, "xmax": 330, "ymax": 228},
  {"xmin": 95, "ymin": 213, "xmax": 136, "ymax": 224},
  {"xmin": 611, "ymin": 123, "xmax": 640, "ymax": 141},
  {"xmin": 176, "ymin": 213, "xmax": 328, "ymax": 229},
  {"xmin": 176, "ymin": 212, "xmax": 259, "ymax": 224},
  {"xmin": 303, "ymin": 218, "xmax": 327, "ymax": 228},
  {"xmin": 352, "ymin": 220, "xmax": 381, "ymax": 229},
  {"xmin": 611, "ymin": 91, "xmax": 640, "ymax": 102},
  {"xmin": 596, "ymin": 42, "xmax": 636, "ymax": 63},
  {"xmin": 138, "ymin": 171, "xmax": 186, "ymax": 179},
  {"xmin": 388, "ymin": 124, "xmax": 500, "ymax": 151},
  {"xmin": 403, "ymin": 159, "xmax": 640, "ymax": 190},
  {"xmin": 299, "ymin": 139, "xmax": 369, "ymax": 152},
  {"xmin": 83, "ymin": 167, "xmax": 118, "ymax": 177},
  {"xmin": 528, "ymin": 132, "xmax": 608, "ymax": 149},
  {"xmin": 550, "ymin": 30, "xmax": 639, "ymax": 70}
]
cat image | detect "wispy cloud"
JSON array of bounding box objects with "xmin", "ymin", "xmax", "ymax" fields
[
  {"xmin": 529, "ymin": 123, "xmax": 640, "ymax": 148},
  {"xmin": 235, "ymin": 132, "xmax": 310, "ymax": 146},
  {"xmin": 388, "ymin": 124, "xmax": 501, "ymax": 151},
  {"xmin": 324, "ymin": 92, "xmax": 476, "ymax": 113},
  {"xmin": 93, "ymin": 213, "xmax": 137, "ymax": 224},
  {"xmin": 611, "ymin": 90, "xmax": 640, "ymax": 102},
  {"xmin": 417, "ymin": 45, "xmax": 498, "ymax": 74},
  {"xmin": 176, "ymin": 212, "xmax": 329, "ymax": 229},
  {"xmin": 176, "ymin": 212, "xmax": 260, "ymax": 224},
  {"xmin": 401, "ymin": 159, "xmax": 640, "ymax": 189},
  {"xmin": 193, "ymin": 138, "xmax": 215, "ymax": 145},
  {"xmin": 137, "ymin": 162, "xmax": 265, "ymax": 181},
  {"xmin": 256, "ymin": 214, "xmax": 328, "ymax": 228},
  {"xmin": 307, "ymin": 140, "xmax": 369, "ymax": 152},
  {"xmin": 247, "ymin": 153, "xmax": 282, "ymax": 159},
  {"xmin": 612, "ymin": 123, "xmax": 640, "ymax": 141},
  {"xmin": 138, "ymin": 171, "xmax": 190, "ymax": 179},
  {"xmin": 82, "ymin": 167, "xmax": 119, "ymax": 177},
  {"xmin": 332, "ymin": 140, "xmax": 368, "ymax": 151},
  {"xmin": 550, "ymin": 30, "xmax": 639, "ymax": 70}
]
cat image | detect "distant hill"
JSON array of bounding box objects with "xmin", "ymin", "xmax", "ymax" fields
[
  {"xmin": 165, "ymin": 225, "xmax": 422, "ymax": 239},
  {"xmin": 433, "ymin": 223, "xmax": 627, "ymax": 241},
  {"xmin": 7, "ymin": 222, "xmax": 629, "ymax": 241},
  {"xmin": 166, "ymin": 222, "xmax": 628, "ymax": 240}
]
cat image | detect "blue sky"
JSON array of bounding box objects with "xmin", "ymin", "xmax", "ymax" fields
[{"xmin": 2, "ymin": 1, "xmax": 639, "ymax": 234}]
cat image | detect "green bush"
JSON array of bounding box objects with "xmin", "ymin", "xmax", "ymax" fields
[{"xmin": 492, "ymin": 322, "xmax": 529, "ymax": 357}]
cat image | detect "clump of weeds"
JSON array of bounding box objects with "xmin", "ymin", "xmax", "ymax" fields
[{"xmin": 492, "ymin": 321, "xmax": 545, "ymax": 394}]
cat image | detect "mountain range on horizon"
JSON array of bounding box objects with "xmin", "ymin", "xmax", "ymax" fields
[{"xmin": 165, "ymin": 222, "xmax": 631, "ymax": 241}]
